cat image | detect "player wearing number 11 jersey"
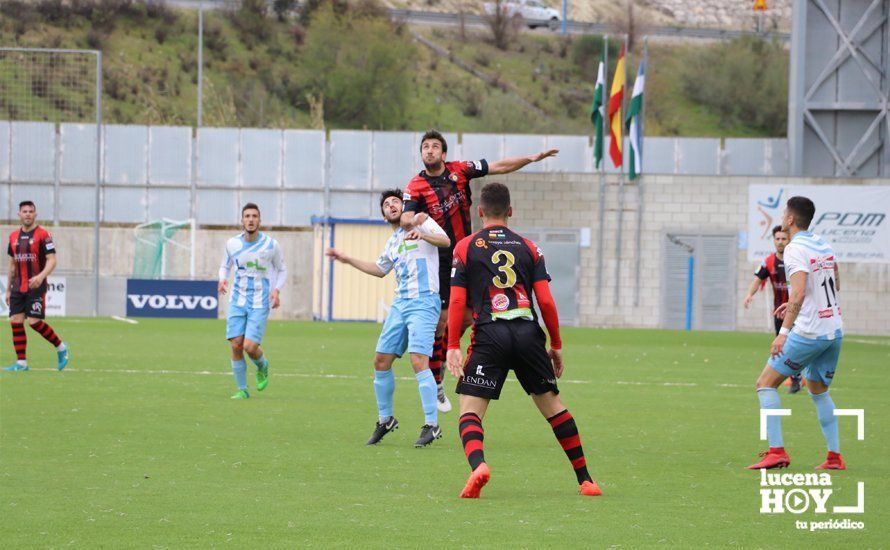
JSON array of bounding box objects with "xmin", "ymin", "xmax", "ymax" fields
[
  {"xmin": 750, "ymin": 196, "xmax": 846, "ymax": 471},
  {"xmin": 445, "ymin": 182, "xmax": 602, "ymax": 498}
]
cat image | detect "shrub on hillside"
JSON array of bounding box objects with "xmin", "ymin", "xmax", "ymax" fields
[
  {"xmin": 680, "ymin": 36, "xmax": 788, "ymax": 135},
  {"xmin": 297, "ymin": 3, "xmax": 416, "ymax": 129}
]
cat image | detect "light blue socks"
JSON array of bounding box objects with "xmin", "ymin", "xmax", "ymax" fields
[
  {"xmin": 757, "ymin": 387, "xmax": 784, "ymax": 448},
  {"xmin": 811, "ymin": 391, "xmax": 840, "ymax": 453},
  {"xmin": 374, "ymin": 369, "xmax": 396, "ymax": 421},
  {"xmin": 416, "ymin": 369, "xmax": 438, "ymax": 426},
  {"xmin": 231, "ymin": 359, "xmax": 248, "ymax": 390}
]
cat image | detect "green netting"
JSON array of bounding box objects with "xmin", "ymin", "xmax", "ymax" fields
[{"xmin": 133, "ymin": 220, "xmax": 190, "ymax": 279}]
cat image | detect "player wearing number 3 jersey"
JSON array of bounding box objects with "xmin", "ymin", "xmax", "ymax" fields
[
  {"xmin": 749, "ymin": 196, "xmax": 846, "ymax": 471},
  {"xmin": 445, "ymin": 182, "xmax": 602, "ymax": 498}
]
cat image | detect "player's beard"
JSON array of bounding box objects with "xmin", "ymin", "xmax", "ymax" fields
[{"xmin": 423, "ymin": 159, "xmax": 443, "ymax": 172}]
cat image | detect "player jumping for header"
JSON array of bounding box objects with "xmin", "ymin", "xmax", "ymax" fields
[
  {"xmin": 218, "ymin": 203, "xmax": 287, "ymax": 399},
  {"xmin": 401, "ymin": 130, "xmax": 558, "ymax": 413},
  {"xmin": 4, "ymin": 201, "xmax": 69, "ymax": 371},
  {"xmin": 445, "ymin": 182, "xmax": 602, "ymax": 498},
  {"xmin": 327, "ymin": 189, "xmax": 451, "ymax": 447},
  {"xmin": 749, "ymin": 196, "xmax": 846, "ymax": 471}
]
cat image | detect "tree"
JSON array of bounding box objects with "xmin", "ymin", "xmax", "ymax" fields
[
  {"xmin": 484, "ymin": 0, "xmax": 520, "ymax": 51},
  {"xmin": 272, "ymin": 0, "xmax": 298, "ymax": 22},
  {"xmin": 297, "ymin": 4, "xmax": 416, "ymax": 129}
]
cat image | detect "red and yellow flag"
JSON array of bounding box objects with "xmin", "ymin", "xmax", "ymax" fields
[{"xmin": 608, "ymin": 45, "xmax": 626, "ymax": 168}]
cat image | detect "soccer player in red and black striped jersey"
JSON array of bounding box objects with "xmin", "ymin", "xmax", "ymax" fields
[
  {"xmin": 401, "ymin": 130, "xmax": 557, "ymax": 413},
  {"xmin": 4, "ymin": 201, "xmax": 69, "ymax": 372},
  {"xmin": 445, "ymin": 182, "xmax": 601, "ymax": 498}
]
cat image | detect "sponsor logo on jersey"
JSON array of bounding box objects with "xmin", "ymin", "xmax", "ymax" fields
[
  {"xmin": 403, "ymin": 192, "xmax": 412, "ymax": 201},
  {"xmin": 45, "ymin": 241, "xmax": 55, "ymax": 251},
  {"xmin": 491, "ymin": 293, "xmax": 509, "ymax": 311},
  {"xmin": 14, "ymin": 253, "xmax": 37, "ymax": 261},
  {"xmin": 475, "ymin": 238, "xmax": 487, "ymax": 249},
  {"xmin": 473, "ymin": 160, "xmax": 483, "ymax": 171},
  {"xmin": 449, "ymin": 173, "xmax": 459, "ymax": 182}
]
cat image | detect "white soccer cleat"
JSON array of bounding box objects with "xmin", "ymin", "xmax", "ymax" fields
[{"xmin": 437, "ymin": 384, "xmax": 452, "ymax": 413}]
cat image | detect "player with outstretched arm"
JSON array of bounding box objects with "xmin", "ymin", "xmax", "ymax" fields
[
  {"xmin": 400, "ymin": 129, "xmax": 558, "ymax": 412},
  {"xmin": 328, "ymin": 189, "xmax": 451, "ymax": 447}
]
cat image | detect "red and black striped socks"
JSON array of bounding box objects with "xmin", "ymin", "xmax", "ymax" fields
[
  {"xmin": 429, "ymin": 332, "xmax": 446, "ymax": 384},
  {"xmin": 29, "ymin": 320, "xmax": 62, "ymax": 348},
  {"xmin": 548, "ymin": 409, "xmax": 593, "ymax": 484},
  {"xmin": 459, "ymin": 412, "xmax": 485, "ymax": 471},
  {"xmin": 11, "ymin": 322, "xmax": 27, "ymax": 362}
]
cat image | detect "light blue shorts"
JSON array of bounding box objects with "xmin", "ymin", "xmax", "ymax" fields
[
  {"xmin": 768, "ymin": 330, "xmax": 842, "ymax": 386},
  {"xmin": 376, "ymin": 294, "xmax": 441, "ymax": 358},
  {"xmin": 226, "ymin": 303, "xmax": 270, "ymax": 344}
]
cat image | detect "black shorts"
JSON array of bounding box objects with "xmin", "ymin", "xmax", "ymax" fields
[
  {"xmin": 456, "ymin": 320, "xmax": 559, "ymax": 400},
  {"xmin": 9, "ymin": 288, "xmax": 47, "ymax": 319},
  {"xmin": 438, "ymin": 248, "xmax": 453, "ymax": 308}
]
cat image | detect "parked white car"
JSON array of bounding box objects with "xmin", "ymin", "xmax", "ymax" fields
[{"xmin": 483, "ymin": 0, "xmax": 562, "ymax": 31}]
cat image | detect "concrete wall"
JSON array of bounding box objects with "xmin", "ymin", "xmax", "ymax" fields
[
  {"xmin": 469, "ymin": 173, "xmax": 890, "ymax": 336},
  {"xmin": 0, "ymin": 225, "xmax": 314, "ymax": 320}
]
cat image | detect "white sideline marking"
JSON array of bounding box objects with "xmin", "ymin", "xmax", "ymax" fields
[
  {"xmin": 111, "ymin": 316, "xmax": 139, "ymax": 325},
  {"xmin": 18, "ymin": 367, "xmax": 753, "ymax": 389},
  {"xmin": 759, "ymin": 408, "xmax": 792, "ymax": 440},
  {"xmin": 846, "ymin": 338, "xmax": 890, "ymax": 347}
]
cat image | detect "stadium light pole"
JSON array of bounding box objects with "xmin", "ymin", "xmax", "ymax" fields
[
  {"xmin": 562, "ymin": 0, "xmax": 567, "ymax": 34},
  {"xmin": 93, "ymin": 51, "xmax": 102, "ymax": 317}
]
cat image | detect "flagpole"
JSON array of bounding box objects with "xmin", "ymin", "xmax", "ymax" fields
[
  {"xmin": 613, "ymin": 33, "xmax": 628, "ymax": 307},
  {"xmin": 596, "ymin": 35, "xmax": 609, "ymax": 308},
  {"xmin": 633, "ymin": 37, "xmax": 648, "ymax": 308}
]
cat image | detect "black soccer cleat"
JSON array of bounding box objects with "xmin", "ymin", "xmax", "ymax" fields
[
  {"xmin": 414, "ymin": 424, "xmax": 442, "ymax": 447},
  {"xmin": 788, "ymin": 375, "xmax": 802, "ymax": 394},
  {"xmin": 367, "ymin": 417, "xmax": 399, "ymax": 445}
]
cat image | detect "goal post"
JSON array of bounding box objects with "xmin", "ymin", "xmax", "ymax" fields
[{"xmin": 133, "ymin": 218, "xmax": 197, "ymax": 280}]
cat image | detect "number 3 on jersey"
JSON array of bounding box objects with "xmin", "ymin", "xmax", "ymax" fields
[{"xmin": 491, "ymin": 250, "xmax": 517, "ymax": 289}]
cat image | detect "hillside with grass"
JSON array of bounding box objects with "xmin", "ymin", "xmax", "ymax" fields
[{"xmin": 0, "ymin": 0, "xmax": 788, "ymax": 136}]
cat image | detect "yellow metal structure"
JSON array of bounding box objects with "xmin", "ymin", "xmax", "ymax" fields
[{"xmin": 313, "ymin": 220, "xmax": 397, "ymax": 322}]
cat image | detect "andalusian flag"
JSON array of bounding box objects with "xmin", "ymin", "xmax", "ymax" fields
[
  {"xmin": 625, "ymin": 60, "xmax": 645, "ymax": 180},
  {"xmin": 590, "ymin": 50, "xmax": 606, "ymax": 169},
  {"xmin": 608, "ymin": 45, "xmax": 626, "ymax": 169}
]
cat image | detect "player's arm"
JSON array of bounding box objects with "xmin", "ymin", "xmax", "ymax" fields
[
  {"xmin": 270, "ymin": 241, "xmax": 287, "ymax": 309},
  {"xmin": 400, "ymin": 187, "xmax": 427, "ymax": 229},
  {"xmin": 218, "ymin": 251, "xmax": 232, "ymax": 295},
  {"xmin": 743, "ymin": 277, "xmax": 763, "ymax": 309},
  {"xmin": 834, "ymin": 263, "xmax": 840, "ymax": 291},
  {"xmin": 487, "ymin": 149, "xmax": 558, "ymax": 175},
  {"xmin": 5, "ymin": 256, "xmax": 15, "ymax": 306},
  {"xmin": 29, "ymin": 254, "xmax": 56, "ymax": 289},
  {"xmin": 325, "ymin": 248, "xmax": 386, "ymax": 278},
  {"xmin": 533, "ymin": 280, "xmax": 565, "ymax": 378},
  {"xmin": 771, "ymin": 270, "xmax": 806, "ymax": 357},
  {"xmin": 446, "ymin": 239, "xmax": 470, "ymax": 378},
  {"xmin": 406, "ymin": 218, "xmax": 450, "ymax": 248}
]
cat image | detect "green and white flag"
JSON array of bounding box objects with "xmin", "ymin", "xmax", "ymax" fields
[
  {"xmin": 590, "ymin": 51, "xmax": 606, "ymax": 170},
  {"xmin": 625, "ymin": 60, "xmax": 645, "ymax": 180}
]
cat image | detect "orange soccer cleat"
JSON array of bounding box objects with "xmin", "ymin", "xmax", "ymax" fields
[
  {"xmin": 579, "ymin": 480, "xmax": 602, "ymax": 496},
  {"xmin": 747, "ymin": 447, "xmax": 791, "ymax": 470},
  {"xmin": 816, "ymin": 451, "xmax": 846, "ymax": 470},
  {"xmin": 459, "ymin": 463, "xmax": 491, "ymax": 498}
]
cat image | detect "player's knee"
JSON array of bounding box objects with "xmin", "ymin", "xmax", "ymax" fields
[
  {"xmin": 373, "ymin": 354, "xmax": 391, "ymax": 371},
  {"xmin": 230, "ymin": 339, "xmax": 244, "ymax": 353},
  {"xmin": 243, "ymin": 340, "xmax": 259, "ymax": 355},
  {"xmin": 26, "ymin": 318, "xmax": 41, "ymax": 327}
]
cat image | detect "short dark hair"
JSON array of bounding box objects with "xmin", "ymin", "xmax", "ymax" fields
[
  {"xmin": 242, "ymin": 202, "xmax": 260, "ymax": 215},
  {"xmin": 786, "ymin": 196, "xmax": 815, "ymax": 229},
  {"xmin": 771, "ymin": 225, "xmax": 787, "ymax": 237},
  {"xmin": 379, "ymin": 188, "xmax": 403, "ymax": 215},
  {"xmin": 18, "ymin": 201, "xmax": 35, "ymax": 210},
  {"xmin": 420, "ymin": 130, "xmax": 447, "ymax": 153},
  {"xmin": 479, "ymin": 182, "xmax": 510, "ymax": 218}
]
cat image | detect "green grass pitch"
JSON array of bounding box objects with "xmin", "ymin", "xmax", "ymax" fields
[{"xmin": 1, "ymin": 319, "xmax": 887, "ymax": 547}]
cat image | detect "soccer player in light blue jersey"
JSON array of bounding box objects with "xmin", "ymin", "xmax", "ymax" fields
[
  {"xmin": 326, "ymin": 189, "xmax": 450, "ymax": 447},
  {"xmin": 218, "ymin": 203, "xmax": 287, "ymax": 400}
]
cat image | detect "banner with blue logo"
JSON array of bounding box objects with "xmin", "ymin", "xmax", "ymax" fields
[{"xmin": 126, "ymin": 279, "xmax": 219, "ymax": 318}]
